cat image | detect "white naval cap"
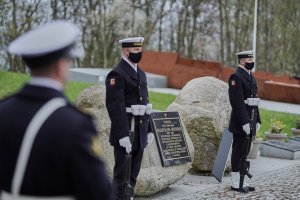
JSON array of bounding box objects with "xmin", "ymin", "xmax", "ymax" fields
[
  {"xmin": 118, "ymin": 37, "xmax": 144, "ymax": 48},
  {"xmin": 8, "ymin": 20, "xmax": 80, "ymax": 57},
  {"xmin": 236, "ymin": 50, "xmax": 254, "ymax": 59}
]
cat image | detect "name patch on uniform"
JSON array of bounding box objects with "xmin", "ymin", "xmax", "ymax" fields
[
  {"xmin": 110, "ymin": 78, "xmax": 116, "ymax": 86},
  {"xmin": 231, "ymin": 80, "xmax": 236, "ymax": 86}
]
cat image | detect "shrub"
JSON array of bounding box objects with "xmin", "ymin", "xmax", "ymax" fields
[{"xmin": 269, "ymin": 118, "xmax": 286, "ymax": 134}]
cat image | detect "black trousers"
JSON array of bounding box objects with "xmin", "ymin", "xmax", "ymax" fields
[
  {"xmin": 231, "ymin": 134, "xmax": 252, "ymax": 172},
  {"xmin": 112, "ymin": 147, "xmax": 144, "ymax": 200}
]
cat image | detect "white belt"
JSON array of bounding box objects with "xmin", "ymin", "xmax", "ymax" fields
[
  {"xmin": 244, "ymin": 98, "xmax": 260, "ymax": 106},
  {"xmin": 126, "ymin": 104, "xmax": 152, "ymax": 116},
  {"xmin": 1, "ymin": 191, "xmax": 74, "ymax": 200}
]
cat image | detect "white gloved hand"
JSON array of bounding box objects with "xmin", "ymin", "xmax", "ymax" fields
[
  {"xmin": 242, "ymin": 123, "xmax": 251, "ymax": 135},
  {"xmin": 247, "ymin": 98, "xmax": 260, "ymax": 106},
  {"xmin": 256, "ymin": 123, "xmax": 261, "ymax": 132},
  {"xmin": 147, "ymin": 132, "xmax": 155, "ymax": 145},
  {"xmin": 119, "ymin": 136, "xmax": 132, "ymax": 153}
]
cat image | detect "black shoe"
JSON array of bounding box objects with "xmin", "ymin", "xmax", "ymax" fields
[
  {"xmin": 231, "ymin": 186, "xmax": 248, "ymax": 193},
  {"xmin": 246, "ymin": 186, "xmax": 255, "ymax": 191}
]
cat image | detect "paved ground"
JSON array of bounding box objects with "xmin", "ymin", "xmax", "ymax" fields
[
  {"xmin": 259, "ymin": 100, "xmax": 300, "ymax": 115},
  {"xmin": 137, "ymin": 155, "xmax": 300, "ymax": 200},
  {"xmin": 149, "ymin": 88, "xmax": 300, "ymax": 115}
]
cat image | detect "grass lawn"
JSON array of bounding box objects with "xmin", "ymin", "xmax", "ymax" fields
[
  {"xmin": 0, "ymin": 71, "xmax": 94, "ymax": 101},
  {"xmin": 1, "ymin": 71, "xmax": 299, "ymax": 139},
  {"xmin": 148, "ymin": 91, "xmax": 176, "ymax": 111},
  {"xmin": 258, "ymin": 109, "xmax": 299, "ymax": 139},
  {"xmin": 0, "ymin": 71, "xmax": 29, "ymax": 97},
  {"xmin": 0, "ymin": 71, "xmax": 176, "ymax": 109}
]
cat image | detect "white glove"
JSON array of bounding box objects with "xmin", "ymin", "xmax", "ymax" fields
[
  {"xmin": 256, "ymin": 123, "xmax": 261, "ymax": 132},
  {"xmin": 119, "ymin": 136, "xmax": 132, "ymax": 153},
  {"xmin": 242, "ymin": 123, "xmax": 250, "ymax": 135},
  {"xmin": 246, "ymin": 98, "xmax": 261, "ymax": 106},
  {"xmin": 147, "ymin": 132, "xmax": 155, "ymax": 145}
]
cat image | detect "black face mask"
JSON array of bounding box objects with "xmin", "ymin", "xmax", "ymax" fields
[
  {"xmin": 128, "ymin": 51, "xmax": 142, "ymax": 63},
  {"xmin": 245, "ymin": 62, "xmax": 255, "ymax": 70}
]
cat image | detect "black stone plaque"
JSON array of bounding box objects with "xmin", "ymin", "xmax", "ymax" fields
[{"xmin": 150, "ymin": 111, "xmax": 192, "ymax": 167}]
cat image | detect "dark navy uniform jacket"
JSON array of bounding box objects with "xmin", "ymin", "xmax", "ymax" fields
[
  {"xmin": 0, "ymin": 84, "xmax": 112, "ymax": 200},
  {"xmin": 228, "ymin": 67, "xmax": 261, "ymax": 135},
  {"xmin": 105, "ymin": 59, "xmax": 151, "ymax": 150}
]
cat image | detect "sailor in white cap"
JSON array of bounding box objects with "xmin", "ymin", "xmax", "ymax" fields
[
  {"xmin": 105, "ymin": 37, "xmax": 154, "ymax": 199},
  {"xmin": 0, "ymin": 20, "xmax": 112, "ymax": 200},
  {"xmin": 118, "ymin": 36, "xmax": 144, "ymax": 65},
  {"xmin": 228, "ymin": 50, "xmax": 261, "ymax": 193}
]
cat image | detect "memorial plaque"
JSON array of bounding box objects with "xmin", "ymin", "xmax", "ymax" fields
[{"xmin": 150, "ymin": 112, "xmax": 191, "ymax": 167}]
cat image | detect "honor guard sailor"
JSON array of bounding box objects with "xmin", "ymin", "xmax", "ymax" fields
[
  {"xmin": 0, "ymin": 20, "xmax": 112, "ymax": 200},
  {"xmin": 228, "ymin": 50, "xmax": 262, "ymax": 193},
  {"xmin": 105, "ymin": 37, "xmax": 154, "ymax": 200}
]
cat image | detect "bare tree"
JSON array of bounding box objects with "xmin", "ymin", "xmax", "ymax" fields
[
  {"xmin": 0, "ymin": 0, "xmax": 299, "ymax": 75},
  {"xmin": 1, "ymin": 0, "xmax": 46, "ymax": 72}
]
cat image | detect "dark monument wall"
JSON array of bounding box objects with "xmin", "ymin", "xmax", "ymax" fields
[{"xmin": 140, "ymin": 51, "xmax": 300, "ymax": 104}]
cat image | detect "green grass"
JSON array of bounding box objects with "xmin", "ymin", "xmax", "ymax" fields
[
  {"xmin": 149, "ymin": 91, "xmax": 176, "ymax": 111},
  {"xmin": 1, "ymin": 71, "xmax": 299, "ymax": 138},
  {"xmin": 65, "ymin": 81, "xmax": 94, "ymax": 101},
  {"xmin": 0, "ymin": 71, "xmax": 93, "ymax": 102},
  {"xmin": 0, "ymin": 71, "xmax": 29, "ymax": 98},
  {"xmin": 0, "ymin": 71, "xmax": 176, "ymax": 109},
  {"xmin": 258, "ymin": 109, "xmax": 299, "ymax": 139}
]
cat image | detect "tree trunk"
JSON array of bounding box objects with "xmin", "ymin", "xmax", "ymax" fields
[
  {"xmin": 224, "ymin": 0, "xmax": 232, "ymax": 65},
  {"xmin": 187, "ymin": 1, "xmax": 200, "ymax": 58},
  {"xmin": 264, "ymin": 0, "xmax": 269, "ymax": 72},
  {"xmin": 218, "ymin": 0, "xmax": 224, "ymax": 64},
  {"xmin": 158, "ymin": 1, "xmax": 166, "ymax": 51}
]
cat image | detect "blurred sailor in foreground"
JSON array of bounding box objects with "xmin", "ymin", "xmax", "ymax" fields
[
  {"xmin": 105, "ymin": 37, "xmax": 154, "ymax": 200},
  {"xmin": 0, "ymin": 20, "xmax": 112, "ymax": 200},
  {"xmin": 228, "ymin": 50, "xmax": 261, "ymax": 193}
]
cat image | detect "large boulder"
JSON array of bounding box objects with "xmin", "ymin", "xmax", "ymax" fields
[
  {"xmin": 167, "ymin": 77, "xmax": 231, "ymax": 171},
  {"xmin": 76, "ymin": 85, "xmax": 194, "ymax": 196}
]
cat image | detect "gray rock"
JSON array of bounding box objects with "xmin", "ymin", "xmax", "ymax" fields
[
  {"xmin": 167, "ymin": 77, "xmax": 232, "ymax": 172},
  {"xmin": 76, "ymin": 85, "xmax": 194, "ymax": 196},
  {"xmin": 75, "ymin": 85, "xmax": 114, "ymax": 177}
]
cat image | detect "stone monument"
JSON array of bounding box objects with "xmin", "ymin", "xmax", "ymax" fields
[
  {"xmin": 167, "ymin": 77, "xmax": 232, "ymax": 172},
  {"xmin": 76, "ymin": 85, "xmax": 194, "ymax": 196}
]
